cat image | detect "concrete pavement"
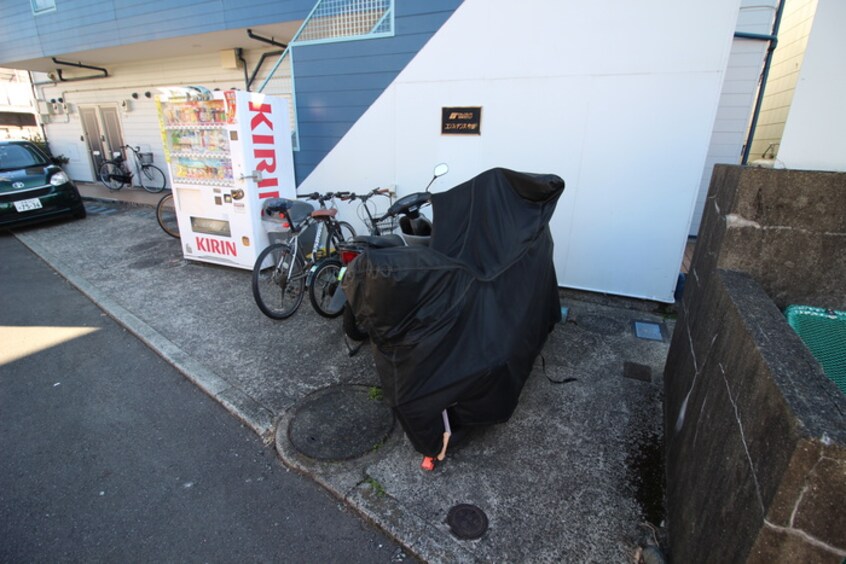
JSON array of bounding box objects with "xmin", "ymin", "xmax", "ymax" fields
[
  {"xmin": 11, "ymin": 188, "xmax": 674, "ymax": 562},
  {"xmin": 0, "ymin": 234, "xmax": 405, "ymax": 562}
]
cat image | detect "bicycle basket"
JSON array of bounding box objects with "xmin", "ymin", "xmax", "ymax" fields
[
  {"xmin": 374, "ymin": 216, "xmax": 398, "ymax": 234},
  {"xmin": 139, "ymin": 152, "xmax": 154, "ymax": 165}
]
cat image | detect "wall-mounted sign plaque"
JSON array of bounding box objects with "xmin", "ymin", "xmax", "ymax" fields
[{"xmin": 441, "ymin": 107, "xmax": 481, "ymax": 135}]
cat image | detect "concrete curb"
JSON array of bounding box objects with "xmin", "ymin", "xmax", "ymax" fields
[
  {"xmin": 273, "ymin": 396, "xmax": 479, "ymax": 563},
  {"xmin": 81, "ymin": 195, "xmax": 156, "ymax": 208},
  {"xmin": 14, "ymin": 232, "xmax": 276, "ymax": 440}
]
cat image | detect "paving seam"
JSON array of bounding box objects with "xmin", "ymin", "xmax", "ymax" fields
[{"xmin": 14, "ymin": 232, "xmax": 275, "ymax": 440}]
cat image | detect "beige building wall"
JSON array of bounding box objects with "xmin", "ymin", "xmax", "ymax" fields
[
  {"xmin": 34, "ymin": 49, "xmax": 292, "ymax": 182},
  {"xmin": 748, "ymin": 0, "xmax": 818, "ymax": 161},
  {"xmin": 689, "ymin": 0, "xmax": 777, "ymax": 235}
]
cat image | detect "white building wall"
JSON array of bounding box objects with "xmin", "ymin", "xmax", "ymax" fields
[
  {"xmin": 36, "ymin": 49, "xmax": 291, "ymax": 182},
  {"xmin": 776, "ymin": 0, "xmax": 845, "ymax": 171},
  {"xmin": 300, "ymin": 0, "xmax": 741, "ymax": 303}
]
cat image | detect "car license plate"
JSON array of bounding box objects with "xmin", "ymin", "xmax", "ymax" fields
[{"xmin": 14, "ymin": 198, "xmax": 43, "ymax": 212}]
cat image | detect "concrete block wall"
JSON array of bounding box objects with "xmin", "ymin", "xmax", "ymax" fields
[
  {"xmin": 664, "ymin": 165, "xmax": 846, "ymax": 562},
  {"xmin": 696, "ymin": 166, "xmax": 846, "ymax": 309}
]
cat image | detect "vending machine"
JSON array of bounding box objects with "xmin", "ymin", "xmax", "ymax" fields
[{"xmin": 157, "ymin": 88, "xmax": 296, "ymax": 269}]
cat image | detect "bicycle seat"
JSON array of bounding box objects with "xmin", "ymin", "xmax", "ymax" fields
[
  {"xmin": 262, "ymin": 198, "xmax": 293, "ymax": 215},
  {"xmin": 262, "ymin": 198, "xmax": 314, "ymax": 224},
  {"xmin": 311, "ymin": 208, "xmax": 338, "ymax": 219},
  {"xmin": 353, "ymin": 234, "xmax": 405, "ymax": 248}
]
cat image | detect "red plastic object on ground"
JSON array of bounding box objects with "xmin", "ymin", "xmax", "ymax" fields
[{"xmin": 421, "ymin": 457, "xmax": 436, "ymax": 471}]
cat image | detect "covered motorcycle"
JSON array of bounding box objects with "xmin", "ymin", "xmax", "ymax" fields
[{"xmin": 342, "ymin": 168, "xmax": 565, "ymax": 457}]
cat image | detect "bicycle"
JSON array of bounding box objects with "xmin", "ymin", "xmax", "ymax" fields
[
  {"xmin": 345, "ymin": 187, "xmax": 396, "ymax": 236},
  {"xmin": 251, "ymin": 192, "xmax": 356, "ymax": 320},
  {"xmin": 156, "ymin": 192, "xmax": 179, "ymax": 238},
  {"xmin": 305, "ymin": 187, "xmax": 395, "ymax": 319},
  {"xmin": 99, "ymin": 145, "xmax": 167, "ymax": 193},
  {"xmin": 333, "ymin": 166, "xmax": 446, "ymax": 342}
]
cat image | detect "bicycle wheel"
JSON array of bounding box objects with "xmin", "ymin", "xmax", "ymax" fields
[
  {"xmin": 252, "ymin": 243, "xmax": 305, "ymax": 320},
  {"xmin": 321, "ymin": 220, "xmax": 356, "ymax": 257},
  {"xmin": 337, "ymin": 221, "xmax": 357, "ymax": 241},
  {"xmin": 140, "ymin": 164, "xmax": 167, "ymax": 193},
  {"xmin": 99, "ymin": 161, "xmax": 126, "ymax": 191},
  {"xmin": 308, "ymin": 258, "xmax": 344, "ymax": 318},
  {"xmin": 156, "ymin": 193, "xmax": 179, "ymax": 239}
]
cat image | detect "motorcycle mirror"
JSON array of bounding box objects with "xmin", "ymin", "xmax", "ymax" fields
[{"xmin": 424, "ymin": 163, "xmax": 449, "ymax": 192}]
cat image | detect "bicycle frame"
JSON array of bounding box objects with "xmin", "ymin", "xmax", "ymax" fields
[
  {"xmin": 285, "ymin": 233, "xmax": 301, "ymax": 280},
  {"xmin": 115, "ymin": 146, "xmax": 148, "ymax": 181},
  {"xmin": 298, "ymin": 194, "xmax": 347, "ymax": 262},
  {"xmin": 105, "ymin": 148, "xmax": 135, "ymax": 184},
  {"xmin": 310, "ymin": 220, "xmax": 325, "ymax": 260},
  {"xmin": 124, "ymin": 146, "xmax": 144, "ymax": 181},
  {"xmin": 295, "ymin": 217, "xmax": 342, "ymax": 264},
  {"xmin": 274, "ymin": 209, "xmax": 334, "ymax": 281}
]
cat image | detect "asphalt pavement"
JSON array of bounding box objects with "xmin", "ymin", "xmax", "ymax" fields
[
  {"xmin": 0, "ymin": 234, "xmax": 406, "ymax": 562},
  {"xmin": 7, "ymin": 184, "xmax": 675, "ymax": 562}
]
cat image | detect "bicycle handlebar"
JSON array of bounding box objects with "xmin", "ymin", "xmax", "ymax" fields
[
  {"xmin": 295, "ymin": 191, "xmax": 356, "ymax": 209},
  {"xmin": 341, "ymin": 187, "xmax": 393, "ymax": 202}
]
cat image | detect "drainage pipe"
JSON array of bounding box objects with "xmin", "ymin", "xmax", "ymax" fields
[
  {"xmin": 245, "ymin": 29, "xmax": 291, "ymax": 92},
  {"xmin": 236, "ymin": 48, "xmax": 249, "ymax": 91},
  {"xmin": 247, "ymin": 50, "xmax": 285, "ymax": 91},
  {"xmin": 247, "ymin": 29, "xmax": 288, "ymax": 50},
  {"xmin": 51, "ymin": 58, "xmax": 109, "ymax": 82},
  {"xmin": 737, "ymin": 0, "xmax": 786, "ymax": 165}
]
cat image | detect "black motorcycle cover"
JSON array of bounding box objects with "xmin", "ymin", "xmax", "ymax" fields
[{"xmin": 343, "ymin": 168, "xmax": 565, "ymax": 456}]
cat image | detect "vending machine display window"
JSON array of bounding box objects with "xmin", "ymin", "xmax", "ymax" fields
[{"xmin": 190, "ymin": 216, "xmax": 231, "ymax": 237}]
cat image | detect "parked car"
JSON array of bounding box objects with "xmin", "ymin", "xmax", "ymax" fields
[{"xmin": 0, "ymin": 140, "xmax": 86, "ymax": 229}]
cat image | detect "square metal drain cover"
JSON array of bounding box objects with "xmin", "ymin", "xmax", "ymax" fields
[{"xmin": 633, "ymin": 320, "xmax": 664, "ymax": 341}]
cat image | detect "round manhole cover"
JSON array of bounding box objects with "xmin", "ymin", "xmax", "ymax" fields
[
  {"xmin": 287, "ymin": 385, "xmax": 394, "ymax": 461},
  {"xmin": 576, "ymin": 314, "xmax": 627, "ymax": 336},
  {"xmin": 446, "ymin": 504, "xmax": 489, "ymax": 540}
]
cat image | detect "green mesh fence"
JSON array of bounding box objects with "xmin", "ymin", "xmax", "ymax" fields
[{"xmin": 785, "ymin": 305, "xmax": 846, "ymax": 395}]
